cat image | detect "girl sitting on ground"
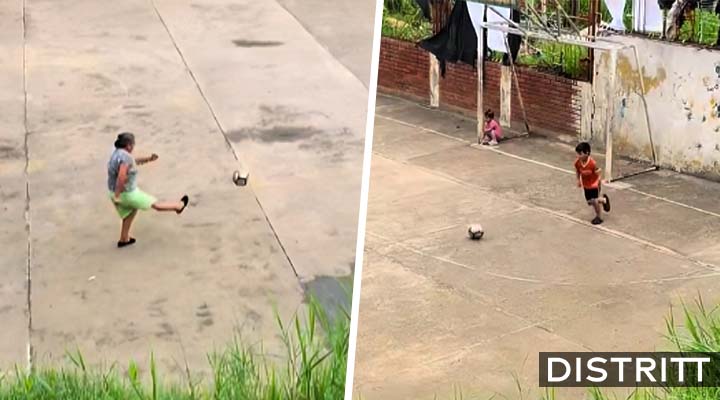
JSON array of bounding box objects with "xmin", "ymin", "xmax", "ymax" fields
[{"xmin": 481, "ymin": 109, "xmax": 502, "ymax": 146}]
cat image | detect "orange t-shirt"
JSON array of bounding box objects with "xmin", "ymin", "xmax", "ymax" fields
[{"xmin": 574, "ymin": 156, "xmax": 600, "ymax": 189}]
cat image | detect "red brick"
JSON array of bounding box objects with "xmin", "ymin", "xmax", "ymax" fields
[{"xmin": 379, "ymin": 38, "xmax": 584, "ymax": 136}]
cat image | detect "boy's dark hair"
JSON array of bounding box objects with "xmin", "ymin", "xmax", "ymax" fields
[
  {"xmin": 575, "ymin": 142, "xmax": 591, "ymax": 154},
  {"xmin": 484, "ymin": 109, "xmax": 494, "ymax": 119}
]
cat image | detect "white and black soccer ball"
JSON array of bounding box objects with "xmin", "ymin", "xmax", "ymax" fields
[
  {"xmin": 468, "ymin": 224, "xmax": 484, "ymax": 240},
  {"xmin": 232, "ymin": 170, "xmax": 249, "ymax": 186}
]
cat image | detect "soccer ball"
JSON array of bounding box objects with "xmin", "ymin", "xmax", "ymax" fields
[
  {"xmin": 468, "ymin": 224, "xmax": 484, "ymax": 240},
  {"xmin": 232, "ymin": 170, "xmax": 249, "ymax": 186}
]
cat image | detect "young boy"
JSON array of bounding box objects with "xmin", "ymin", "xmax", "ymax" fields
[
  {"xmin": 481, "ymin": 109, "xmax": 502, "ymax": 146},
  {"xmin": 574, "ymin": 142, "xmax": 611, "ymax": 225}
]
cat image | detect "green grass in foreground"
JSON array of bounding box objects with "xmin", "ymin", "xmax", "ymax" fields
[{"xmin": 0, "ymin": 297, "xmax": 348, "ymax": 400}]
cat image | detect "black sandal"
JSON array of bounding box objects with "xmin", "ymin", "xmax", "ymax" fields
[
  {"xmin": 177, "ymin": 195, "xmax": 189, "ymax": 214},
  {"xmin": 118, "ymin": 238, "xmax": 136, "ymax": 248},
  {"xmin": 603, "ymin": 194, "xmax": 611, "ymax": 212}
]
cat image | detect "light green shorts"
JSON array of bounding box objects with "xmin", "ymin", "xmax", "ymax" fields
[{"xmin": 109, "ymin": 189, "xmax": 157, "ymax": 219}]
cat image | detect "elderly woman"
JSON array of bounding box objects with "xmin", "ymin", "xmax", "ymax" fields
[{"xmin": 108, "ymin": 132, "xmax": 188, "ymax": 247}]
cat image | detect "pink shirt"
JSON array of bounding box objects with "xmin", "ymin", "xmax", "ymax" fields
[{"xmin": 485, "ymin": 119, "xmax": 502, "ymax": 139}]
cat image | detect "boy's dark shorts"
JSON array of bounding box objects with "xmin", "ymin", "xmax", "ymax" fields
[{"xmin": 584, "ymin": 187, "xmax": 600, "ymax": 202}]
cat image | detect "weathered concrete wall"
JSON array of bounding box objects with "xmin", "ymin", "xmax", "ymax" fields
[{"xmin": 592, "ymin": 37, "xmax": 720, "ymax": 178}]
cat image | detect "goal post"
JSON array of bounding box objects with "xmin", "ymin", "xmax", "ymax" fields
[
  {"xmin": 602, "ymin": 44, "xmax": 659, "ymax": 182},
  {"xmin": 470, "ymin": 0, "xmax": 658, "ymax": 182}
]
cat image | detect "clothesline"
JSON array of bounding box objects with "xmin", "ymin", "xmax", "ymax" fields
[
  {"xmin": 465, "ymin": 0, "xmax": 666, "ymax": 34},
  {"xmin": 418, "ymin": 0, "xmax": 647, "ymax": 79},
  {"xmin": 479, "ymin": 21, "xmax": 630, "ymax": 49}
]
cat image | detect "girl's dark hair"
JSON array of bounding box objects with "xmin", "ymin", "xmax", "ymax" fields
[
  {"xmin": 575, "ymin": 142, "xmax": 591, "ymax": 154},
  {"xmin": 114, "ymin": 132, "xmax": 135, "ymax": 149},
  {"xmin": 484, "ymin": 109, "xmax": 494, "ymax": 119}
]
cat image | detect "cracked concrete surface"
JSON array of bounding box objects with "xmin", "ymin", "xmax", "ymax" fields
[
  {"xmin": 353, "ymin": 95, "xmax": 720, "ymax": 400},
  {"xmin": 0, "ymin": 0, "xmax": 372, "ymax": 378}
]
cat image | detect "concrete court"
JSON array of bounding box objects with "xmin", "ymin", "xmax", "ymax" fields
[
  {"xmin": 0, "ymin": 0, "xmax": 373, "ymax": 379},
  {"xmin": 275, "ymin": 0, "xmax": 377, "ymax": 87},
  {"xmin": 353, "ymin": 94, "xmax": 720, "ymax": 400}
]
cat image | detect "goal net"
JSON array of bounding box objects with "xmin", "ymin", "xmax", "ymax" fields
[{"xmin": 468, "ymin": 0, "xmax": 658, "ymax": 182}]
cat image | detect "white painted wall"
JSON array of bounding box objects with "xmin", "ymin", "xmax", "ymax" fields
[{"xmin": 592, "ymin": 36, "xmax": 720, "ymax": 179}]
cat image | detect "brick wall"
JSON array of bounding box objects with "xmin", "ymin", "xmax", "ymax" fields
[
  {"xmin": 378, "ymin": 37, "xmax": 429, "ymax": 102},
  {"xmin": 436, "ymin": 62, "xmax": 502, "ymax": 119},
  {"xmin": 510, "ymin": 69, "xmax": 582, "ymax": 136},
  {"xmin": 438, "ymin": 62, "xmax": 477, "ymax": 114},
  {"xmin": 378, "ymin": 37, "xmax": 583, "ymax": 136}
]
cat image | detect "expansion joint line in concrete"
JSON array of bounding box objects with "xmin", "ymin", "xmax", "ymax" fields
[
  {"xmin": 375, "ymin": 152, "xmax": 720, "ymax": 275},
  {"xmin": 273, "ymin": 2, "xmax": 368, "ymax": 89},
  {"xmin": 378, "ymin": 109, "xmax": 720, "ymax": 221},
  {"xmin": 147, "ymin": 0, "xmax": 299, "ymax": 278},
  {"xmin": 21, "ymin": 0, "xmax": 33, "ymax": 371}
]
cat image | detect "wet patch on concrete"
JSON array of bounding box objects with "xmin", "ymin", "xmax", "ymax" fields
[
  {"xmin": 148, "ymin": 297, "xmax": 167, "ymax": 318},
  {"xmin": 95, "ymin": 335, "xmax": 114, "ymax": 347},
  {"xmin": 85, "ymin": 73, "xmax": 115, "ymax": 89},
  {"xmin": 190, "ymin": 3, "xmax": 213, "ymax": 11},
  {"xmin": 259, "ymin": 104, "xmax": 330, "ymax": 127},
  {"xmin": 302, "ymin": 273, "xmax": 353, "ymax": 325},
  {"xmin": 228, "ymin": 125, "xmax": 324, "ymax": 143},
  {"xmin": 103, "ymin": 125, "xmax": 121, "ymax": 133},
  {"xmin": 246, "ymin": 309, "xmax": 262, "ymax": 324},
  {"xmin": 120, "ymin": 326, "xmax": 140, "ymax": 343},
  {"xmin": 196, "ymin": 303, "xmax": 214, "ymax": 330},
  {"xmin": 0, "ymin": 190, "xmax": 22, "ymax": 201},
  {"xmin": 129, "ymin": 111, "xmax": 153, "ymax": 119},
  {"xmin": 156, "ymin": 322, "xmax": 175, "ymax": 338},
  {"xmin": 198, "ymin": 318, "xmax": 214, "ymax": 328},
  {"xmin": 229, "ymin": 125, "xmax": 361, "ymax": 164},
  {"xmin": 227, "ymin": 105, "xmax": 361, "ymax": 163},
  {"xmin": 232, "ymin": 39, "xmax": 283, "ymax": 48},
  {"xmin": 0, "ymin": 145, "xmax": 23, "ymax": 160},
  {"xmin": 298, "ymin": 137, "xmax": 334, "ymax": 152}
]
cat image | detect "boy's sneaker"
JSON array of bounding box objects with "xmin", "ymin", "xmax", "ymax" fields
[
  {"xmin": 489, "ymin": 140, "xmax": 499, "ymax": 146},
  {"xmin": 591, "ymin": 217, "xmax": 603, "ymax": 225},
  {"xmin": 603, "ymin": 194, "xmax": 611, "ymax": 212}
]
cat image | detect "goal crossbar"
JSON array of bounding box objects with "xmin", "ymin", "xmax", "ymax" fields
[{"xmin": 476, "ymin": 8, "xmax": 658, "ymax": 182}]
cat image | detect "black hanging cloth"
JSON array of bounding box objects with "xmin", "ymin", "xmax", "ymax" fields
[{"xmin": 418, "ymin": 0, "xmax": 477, "ymax": 76}]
